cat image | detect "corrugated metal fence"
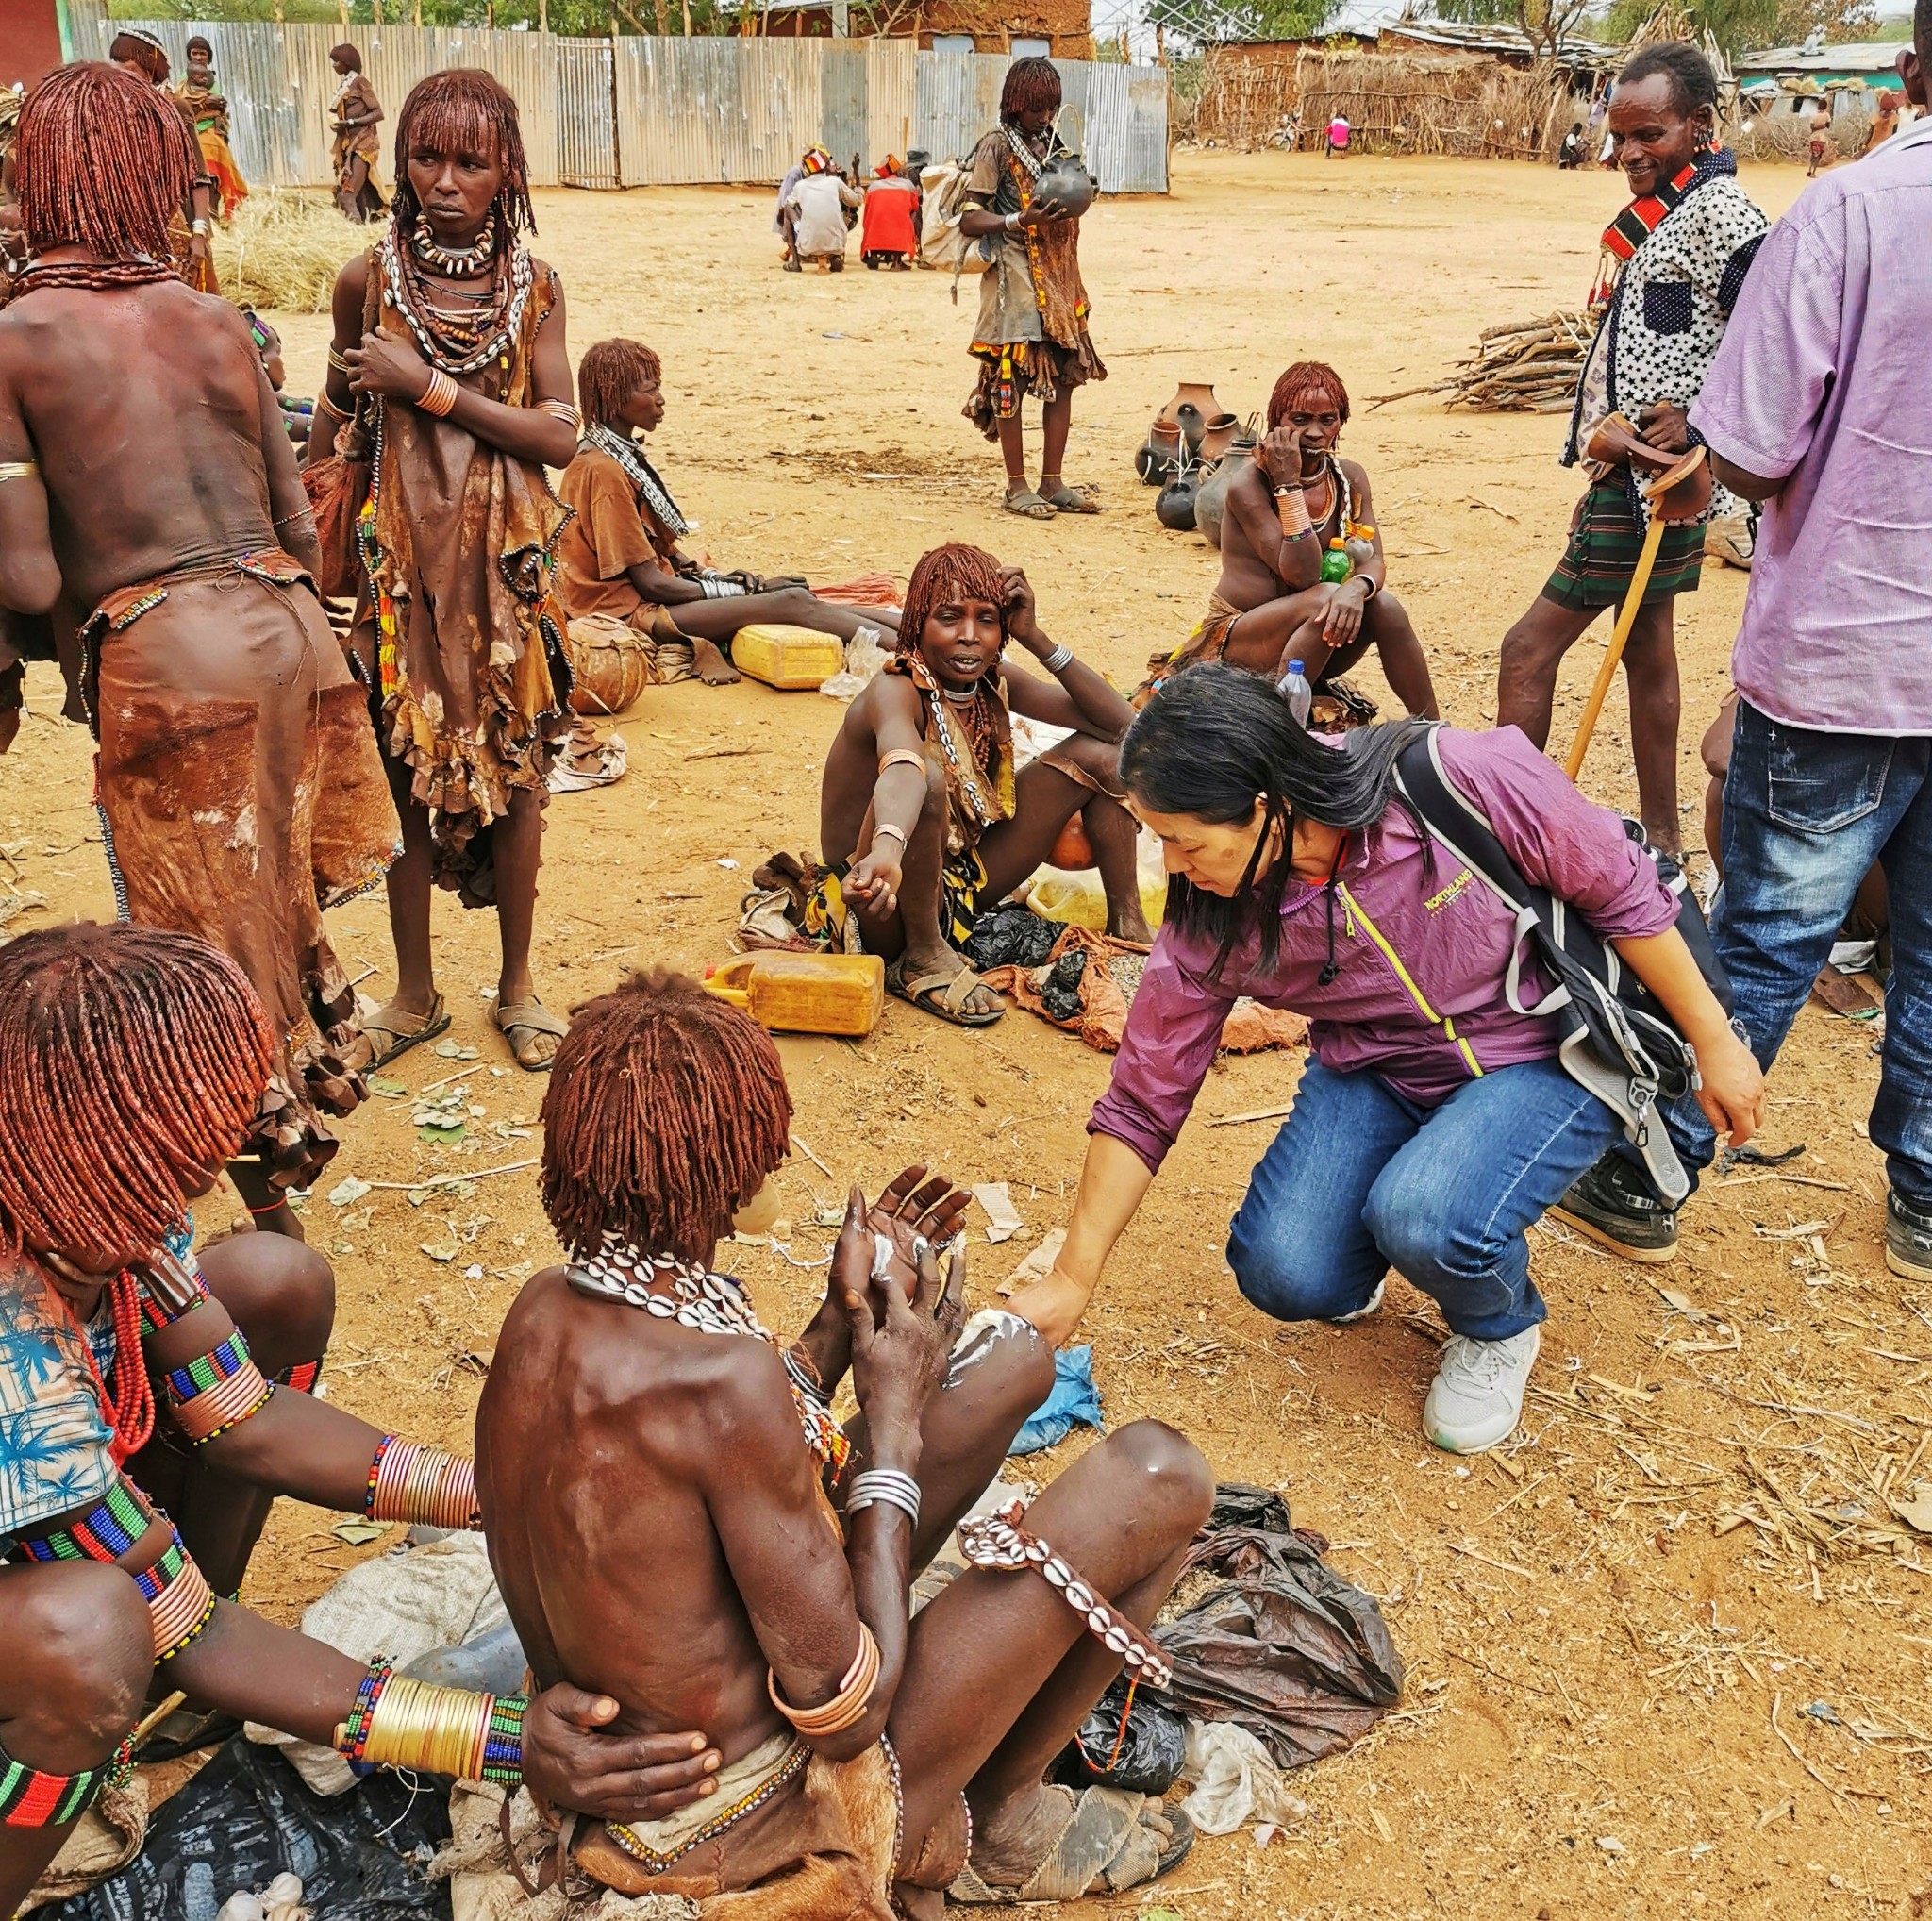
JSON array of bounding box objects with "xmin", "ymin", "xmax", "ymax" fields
[{"xmin": 66, "ymin": 6, "xmax": 1168, "ymax": 193}]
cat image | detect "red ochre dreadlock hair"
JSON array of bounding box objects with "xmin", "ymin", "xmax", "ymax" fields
[
  {"xmin": 16, "ymin": 61, "xmax": 196, "ymax": 263},
  {"xmin": 896, "ymin": 543, "xmax": 1008, "ymax": 657},
  {"xmin": 540, "ymin": 970, "xmax": 793, "ymax": 1265},
  {"xmin": 1001, "ymin": 55, "xmax": 1062, "ymax": 122},
  {"xmin": 577, "ymin": 338, "xmax": 663, "ymax": 429},
  {"xmin": 0, "ymin": 924, "xmax": 274, "ymax": 1260},
  {"xmin": 1267, "ymin": 361, "xmax": 1352, "ymax": 432},
  {"xmin": 391, "ymin": 68, "xmax": 536, "ymax": 238}
]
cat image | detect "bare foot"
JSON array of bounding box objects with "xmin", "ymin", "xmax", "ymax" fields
[
  {"xmin": 894, "ymin": 939, "xmax": 1003, "ymax": 1025},
  {"xmin": 693, "ymin": 637, "xmax": 741, "ymax": 687}
]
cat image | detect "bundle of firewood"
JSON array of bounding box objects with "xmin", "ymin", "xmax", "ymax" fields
[{"xmin": 1369, "ymin": 309, "xmax": 1593, "ymax": 415}]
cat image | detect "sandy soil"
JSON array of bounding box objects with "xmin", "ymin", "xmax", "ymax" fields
[{"xmin": 8, "ymin": 149, "xmax": 1930, "ymax": 1918}]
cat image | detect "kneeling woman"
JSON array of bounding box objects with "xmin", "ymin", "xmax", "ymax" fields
[{"xmin": 1010, "ymin": 666, "xmax": 1763, "ymax": 1454}]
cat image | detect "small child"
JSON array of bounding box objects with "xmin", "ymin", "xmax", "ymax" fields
[{"xmin": 820, "ymin": 543, "xmax": 1150, "ymax": 1026}]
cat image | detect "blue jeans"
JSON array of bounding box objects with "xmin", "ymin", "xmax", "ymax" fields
[
  {"xmin": 1226, "ymin": 1056, "xmax": 1620, "ymax": 1341},
  {"xmin": 1663, "ymin": 701, "xmax": 1932, "ymax": 1210}
]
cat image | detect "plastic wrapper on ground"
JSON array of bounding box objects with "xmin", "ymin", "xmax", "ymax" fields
[{"xmin": 1149, "ymin": 1484, "xmax": 1404, "ymax": 1770}]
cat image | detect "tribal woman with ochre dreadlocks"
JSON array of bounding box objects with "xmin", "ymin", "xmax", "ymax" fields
[
  {"xmin": 959, "ymin": 58, "xmax": 1107, "ymax": 521},
  {"xmin": 309, "ymin": 68, "xmax": 582, "ymax": 1075},
  {"xmin": 819, "ymin": 543, "xmax": 1149, "ymax": 1027},
  {"xmin": 0, "ymin": 62, "xmax": 399, "ymax": 1234},
  {"xmin": 0, "ymin": 924, "xmax": 726, "ymax": 1916}
]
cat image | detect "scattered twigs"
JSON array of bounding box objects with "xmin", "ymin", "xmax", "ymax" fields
[{"xmin": 363, "ymin": 1159, "xmax": 540, "ymax": 1194}]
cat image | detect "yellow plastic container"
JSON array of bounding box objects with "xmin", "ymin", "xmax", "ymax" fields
[
  {"xmin": 1026, "ymin": 869, "xmax": 1167, "ymax": 934},
  {"xmin": 705, "ymin": 952, "xmax": 885, "ymax": 1037},
  {"xmin": 731, "ymin": 624, "xmax": 846, "ymax": 692}
]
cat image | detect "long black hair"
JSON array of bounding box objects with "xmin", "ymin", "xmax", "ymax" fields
[{"xmin": 1120, "ymin": 664, "xmax": 1432, "ymax": 977}]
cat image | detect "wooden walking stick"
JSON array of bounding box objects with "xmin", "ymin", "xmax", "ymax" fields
[{"xmin": 1564, "ymin": 439, "xmax": 1710, "ymax": 782}]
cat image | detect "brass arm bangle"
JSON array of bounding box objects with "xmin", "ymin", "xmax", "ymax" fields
[
  {"xmin": 327, "ymin": 346, "xmax": 352, "ymax": 374},
  {"xmin": 315, "ymin": 389, "xmax": 351, "ymax": 423}
]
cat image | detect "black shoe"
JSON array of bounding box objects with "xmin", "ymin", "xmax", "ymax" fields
[
  {"xmin": 1551, "ymin": 1153, "xmax": 1677, "ymax": 1263},
  {"xmin": 1888, "ymin": 1192, "xmax": 1932, "ymax": 1282}
]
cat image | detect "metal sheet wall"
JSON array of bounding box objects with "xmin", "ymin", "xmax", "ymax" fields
[{"xmin": 64, "ymin": 8, "xmax": 1167, "ymax": 196}]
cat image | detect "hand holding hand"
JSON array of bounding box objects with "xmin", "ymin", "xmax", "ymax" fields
[
  {"xmin": 844, "ymin": 844, "xmax": 904, "ymax": 916},
  {"xmin": 838, "ymin": 1189, "xmax": 959, "ymax": 1442},
  {"xmin": 520, "ymin": 1684, "xmax": 722, "ymax": 1824}
]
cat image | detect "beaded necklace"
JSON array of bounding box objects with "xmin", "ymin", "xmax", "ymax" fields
[
  {"xmin": 566, "ymin": 1235, "xmax": 848, "ymax": 1471},
  {"xmin": 379, "ymin": 218, "xmax": 532, "ymax": 377},
  {"xmin": 583, "ymin": 420, "xmax": 691, "ymax": 540},
  {"xmin": 409, "ymin": 210, "xmax": 497, "ymax": 277}
]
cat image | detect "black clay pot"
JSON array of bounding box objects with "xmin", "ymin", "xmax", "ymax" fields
[
  {"xmin": 1155, "ymin": 473, "xmax": 1199, "ymax": 531},
  {"xmin": 1035, "ymin": 154, "xmax": 1097, "ymax": 218}
]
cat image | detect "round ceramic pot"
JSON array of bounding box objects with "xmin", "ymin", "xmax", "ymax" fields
[{"xmin": 1193, "ymin": 436, "xmax": 1255, "ymax": 551}]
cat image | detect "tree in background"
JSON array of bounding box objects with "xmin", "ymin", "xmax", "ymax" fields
[
  {"xmin": 1595, "ymin": 0, "xmax": 1878, "ymax": 50},
  {"xmin": 1434, "ymin": 0, "xmax": 1594, "ymax": 60},
  {"xmin": 1143, "ymin": 0, "xmax": 1336, "ymax": 51}
]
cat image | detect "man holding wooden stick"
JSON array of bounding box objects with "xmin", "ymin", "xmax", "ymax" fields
[
  {"xmin": 1496, "ymin": 42, "xmax": 1766, "ymax": 857},
  {"xmin": 1557, "ymin": 14, "xmax": 1932, "ymax": 1277}
]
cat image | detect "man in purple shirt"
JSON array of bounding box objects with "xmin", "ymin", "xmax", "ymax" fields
[{"xmin": 1558, "ymin": 16, "xmax": 1932, "ymax": 1281}]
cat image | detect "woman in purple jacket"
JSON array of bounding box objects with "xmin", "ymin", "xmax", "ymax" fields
[{"xmin": 1008, "ymin": 667, "xmax": 1762, "ymax": 1454}]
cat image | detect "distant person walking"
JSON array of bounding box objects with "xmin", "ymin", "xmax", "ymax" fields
[
  {"xmin": 328, "ymin": 42, "xmax": 385, "ymax": 222},
  {"xmin": 1557, "ymin": 20, "xmax": 1932, "ymax": 1280},
  {"xmin": 1862, "ymin": 85, "xmax": 1902, "ymax": 153},
  {"xmin": 1807, "ymin": 97, "xmax": 1833, "ymax": 175},
  {"xmin": 1497, "ymin": 41, "xmax": 1767, "ymax": 858}
]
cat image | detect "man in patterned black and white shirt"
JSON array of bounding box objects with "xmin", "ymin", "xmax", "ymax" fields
[{"xmin": 1497, "ymin": 42, "xmax": 1767, "ymax": 858}]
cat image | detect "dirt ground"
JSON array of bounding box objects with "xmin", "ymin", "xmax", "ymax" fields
[{"xmin": 8, "ymin": 148, "xmax": 1931, "ymax": 1919}]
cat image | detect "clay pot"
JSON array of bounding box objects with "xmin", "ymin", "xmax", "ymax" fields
[
  {"xmin": 1035, "ymin": 154, "xmax": 1096, "ymax": 219},
  {"xmin": 1136, "ymin": 418, "xmax": 1183, "ymax": 486},
  {"xmin": 1158, "ymin": 382, "xmax": 1221, "ymax": 455},
  {"xmin": 1050, "ymin": 813, "xmax": 1095, "ymax": 870},
  {"xmin": 1193, "ymin": 435, "xmax": 1255, "ymax": 551},
  {"xmin": 1155, "ymin": 471, "xmax": 1199, "ymax": 531},
  {"xmin": 1197, "ymin": 412, "xmax": 1241, "ymax": 465}
]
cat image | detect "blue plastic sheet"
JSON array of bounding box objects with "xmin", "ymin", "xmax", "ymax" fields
[{"xmin": 1009, "ymin": 1344, "xmax": 1103, "ymax": 1455}]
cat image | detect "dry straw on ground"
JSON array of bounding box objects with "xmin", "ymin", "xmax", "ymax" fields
[{"xmin": 214, "ymin": 190, "xmax": 362, "ymax": 315}]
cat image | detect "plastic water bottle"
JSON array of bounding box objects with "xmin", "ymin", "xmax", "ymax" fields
[{"xmin": 1279, "ymin": 659, "xmax": 1313, "ymax": 727}]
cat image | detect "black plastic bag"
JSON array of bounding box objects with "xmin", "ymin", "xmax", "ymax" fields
[
  {"xmin": 963, "ymin": 904, "xmax": 1061, "ymax": 972},
  {"xmin": 1149, "ymin": 1483, "xmax": 1404, "ymax": 1771},
  {"xmin": 50, "ymin": 1737, "xmax": 452, "ymax": 1921},
  {"xmin": 1054, "ymin": 1675, "xmax": 1188, "ymax": 1796},
  {"xmin": 1040, "ymin": 947, "xmax": 1088, "ymax": 1023}
]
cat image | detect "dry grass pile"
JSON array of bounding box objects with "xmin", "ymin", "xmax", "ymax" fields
[
  {"xmin": 214, "ymin": 190, "xmax": 362, "ymax": 314},
  {"xmin": 1370, "ymin": 308, "xmax": 1591, "ymax": 414}
]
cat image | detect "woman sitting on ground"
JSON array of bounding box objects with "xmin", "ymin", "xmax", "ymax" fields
[
  {"xmin": 477, "ymin": 970, "xmax": 1212, "ymax": 1910},
  {"xmin": 558, "ymin": 337, "xmax": 897, "ymax": 689},
  {"xmin": 1007, "ymin": 666, "xmax": 1764, "ymax": 1457},
  {"xmin": 0, "ymin": 924, "xmax": 722, "ymax": 1914}
]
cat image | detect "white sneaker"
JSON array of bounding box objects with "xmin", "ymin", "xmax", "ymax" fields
[
  {"xmin": 1423, "ymin": 1327, "xmax": 1540, "ymax": 1454},
  {"xmin": 1327, "ymin": 1278, "xmax": 1385, "ymax": 1326}
]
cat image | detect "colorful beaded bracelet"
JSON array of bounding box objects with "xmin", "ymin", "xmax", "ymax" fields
[
  {"xmin": 133, "ymin": 1532, "xmax": 218, "ymax": 1662},
  {"xmin": 164, "ymin": 1331, "xmax": 274, "ymax": 1445},
  {"xmin": 278, "ymin": 1357, "xmax": 325, "ymax": 1396},
  {"xmin": 0, "ymin": 1732, "xmax": 134, "ymax": 1829},
  {"xmin": 13, "ymin": 1479, "xmax": 154, "ymax": 1565}
]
